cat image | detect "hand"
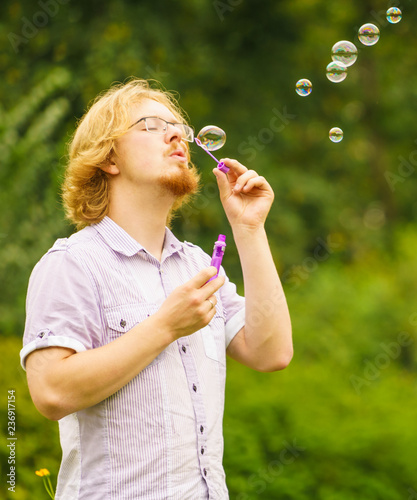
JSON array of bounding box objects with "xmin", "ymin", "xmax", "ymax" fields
[
  {"xmin": 155, "ymin": 266, "xmax": 225, "ymax": 341},
  {"xmin": 213, "ymin": 158, "xmax": 274, "ymax": 231}
]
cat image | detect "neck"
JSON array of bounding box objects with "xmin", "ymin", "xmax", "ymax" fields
[{"xmin": 107, "ymin": 184, "xmax": 175, "ymax": 262}]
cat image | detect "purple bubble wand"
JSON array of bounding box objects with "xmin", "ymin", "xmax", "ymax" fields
[
  {"xmin": 207, "ymin": 234, "xmax": 227, "ymax": 281},
  {"xmin": 194, "ymin": 137, "xmax": 230, "ymax": 173}
]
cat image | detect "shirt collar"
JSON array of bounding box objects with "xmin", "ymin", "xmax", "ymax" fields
[
  {"xmin": 93, "ymin": 216, "xmax": 184, "ymax": 258},
  {"xmin": 162, "ymin": 226, "xmax": 184, "ymax": 258}
]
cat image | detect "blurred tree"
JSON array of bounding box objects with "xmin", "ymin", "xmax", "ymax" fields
[
  {"xmin": 0, "ymin": 67, "xmax": 72, "ymax": 335},
  {"xmin": 1, "ymin": 0, "xmax": 417, "ymax": 497}
]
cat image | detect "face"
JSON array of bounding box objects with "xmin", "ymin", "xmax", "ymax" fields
[{"xmin": 109, "ymin": 98, "xmax": 199, "ymax": 198}]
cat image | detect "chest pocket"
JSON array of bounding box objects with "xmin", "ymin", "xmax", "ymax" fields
[{"xmin": 104, "ymin": 303, "xmax": 166, "ymax": 366}]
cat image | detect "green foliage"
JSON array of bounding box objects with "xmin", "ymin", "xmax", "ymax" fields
[
  {"xmin": 224, "ymin": 233, "xmax": 417, "ymax": 499},
  {"xmin": 0, "ymin": 338, "xmax": 60, "ymax": 500},
  {"xmin": 0, "ymin": 67, "xmax": 72, "ymax": 336},
  {"xmin": 1, "ymin": 0, "xmax": 417, "ymax": 497}
]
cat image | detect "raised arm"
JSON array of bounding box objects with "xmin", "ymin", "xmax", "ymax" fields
[{"xmin": 214, "ymin": 159, "xmax": 293, "ymax": 372}]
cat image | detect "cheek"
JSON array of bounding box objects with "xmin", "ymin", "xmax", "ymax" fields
[{"xmin": 115, "ymin": 137, "xmax": 146, "ymax": 166}]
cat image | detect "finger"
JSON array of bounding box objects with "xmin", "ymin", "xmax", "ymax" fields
[
  {"xmin": 232, "ymin": 170, "xmax": 259, "ymax": 193},
  {"xmin": 204, "ymin": 304, "xmax": 218, "ymax": 325},
  {"xmin": 206, "ymin": 295, "xmax": 217, "ymax": 311},
  {"xmin": 237, "ymin": 175, "xmax": 269, "ymax": 193},
  {"xmin": 213, "ymin": 167, "xmax": 232, "ymax": 201},
  {"xmin": 190, "ymin": 266, "xmax": 218, "ymax": 288},
  {"xmin": 201, "ymin": 273, "xmax": 225, "ymax": 297},
  {"xmin": 216, "ymin": 159, "xmax": 246, "ymax": 185},
  {"xmin": 219, "ymin": 158, "xmax": 248, "ymax": 176}
]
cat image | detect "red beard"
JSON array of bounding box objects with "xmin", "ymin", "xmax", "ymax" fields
[{"xmin": 158, "ymin": 163, "xmax": 200, "ymax": 198}]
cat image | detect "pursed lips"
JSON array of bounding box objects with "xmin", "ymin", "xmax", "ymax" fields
[{"xmin": 169, "ymin": 149, "xmax": 187, "ymax": 162}]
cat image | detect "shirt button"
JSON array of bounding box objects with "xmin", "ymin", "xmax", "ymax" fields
[
  {"xmin": 182, "ymin": 345, "xmax": 187, "ymax": 353},
  {"xmin": 120, "ymin": 319, "xmax": 126, "ymax": 328},
  {"xmin": 200, "ymin": 425, "xmax": 204, "ymax": 433},
  {"xmin": 193, "ymin": 384, "xmax": 197, "ymax": 392},
  {"xmin": 201, "ymin": 447, "xmax": 204, "ymax": 455},
  {"xmin": 203, "ymin": 468, "xmax": 207, "ymax": 476}
]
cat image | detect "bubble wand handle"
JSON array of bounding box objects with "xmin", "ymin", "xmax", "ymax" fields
[
  {"xmin": 208, "ymin": 234, "xmax": 227, "ymax": 282},
  {"xmin": 194, "ymin": 138, "xmax": 230, "ymax": 173}
]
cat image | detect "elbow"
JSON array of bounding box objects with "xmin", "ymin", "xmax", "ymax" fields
[
  {"xmin": 275, "ymin": 349, "xmax": 294, "ymax": 371},
  {"xmin": 42, "ymin": 407, "xmax": 69, "ymax": 422},
  {"xmin": 31, "ymin": 390, "xmax": 71, "ymax": 421},
  {"xmin": 39, "ymin": 404, "xmax": 70, "ymax": 422},
  {"xmin": 257, "ymin": 348, "xmax": 293, "ymax": 373},
  {"xmin": 26, "ymin": 350, "xmax": 77, "ymax": 420}
]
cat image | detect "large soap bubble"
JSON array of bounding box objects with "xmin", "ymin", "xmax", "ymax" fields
[
  {"xmin": 196, "ymin": 126, "xmax": 226, "ymax": 151},
  {"xmin": 358, "ymin": 23, "xmax": 380, "ymax": 46},
  {"xmin": 331, "ymin": 40, "xmax": 358, "ymax": 67}
]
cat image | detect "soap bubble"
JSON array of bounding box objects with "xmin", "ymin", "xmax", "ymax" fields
[
  {"xmin": 358, "ymin": 23, "xmax": 380, "ymax": 46},
  {"xmin": 331, "ymin": 40, "xmax": 358, "ymax": 67},
  {"xmin": 196, "ymin": 126, "xmax": 226, "ymax": 151},
  {"xmin": 295, "ymin": 79, "xmax": 313, "ymax": 96},
  {"xmin": 326, "ymin": 61, "xmax": 347, "ymax": 83},
  {"xmin": 386, "ymin": 7, "xmax": 402, "ymax": 24},
  {"xmin": 329, "ymin": 127, "xmax": 344, "ymax": 143}
]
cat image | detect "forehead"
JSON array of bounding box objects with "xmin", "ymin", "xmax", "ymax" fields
[{"xmin": 131, "ymin": 98, "xmax": 179, "ymax": 123}]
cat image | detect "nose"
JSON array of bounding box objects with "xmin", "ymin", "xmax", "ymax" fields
[{"xmin": 165, "ymin": 123, "xmax": 184, "ymax": 143}]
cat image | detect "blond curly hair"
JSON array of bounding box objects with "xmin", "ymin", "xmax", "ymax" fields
[{"xmin": 62, "ymin": 78, "xmax": 198, "ymax": 229}]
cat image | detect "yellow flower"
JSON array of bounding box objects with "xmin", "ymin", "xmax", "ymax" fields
[
  {"xmin": 35, "ymin": 468, "xmax": 55, "ymax": 499},
  {"xmin": 35, "ymin": 468, "xmax": 51, "ymax": 477}
]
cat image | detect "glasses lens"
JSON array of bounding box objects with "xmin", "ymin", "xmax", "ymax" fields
[
  {"xmin": 145, "ymin": 117, "xmax": 166, "ymax": 134},
  {"xmin": 177, "ymin": 124, "xmax": 194, "ymax": 142},
  {"xmin": 144, "ymin": 117, "xmax": 194, "ymax": 141}
]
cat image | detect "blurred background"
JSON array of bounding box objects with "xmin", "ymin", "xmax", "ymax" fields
[{"xmin": 1, "ymin": 0, "xmax": 417, "ymax": 498}]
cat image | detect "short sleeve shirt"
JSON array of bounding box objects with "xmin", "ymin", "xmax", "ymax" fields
[{"xmin": 20, "ymin": 217, "xmax": 245, "ymax": 500}]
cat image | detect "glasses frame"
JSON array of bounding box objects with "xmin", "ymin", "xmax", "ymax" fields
[{"xmin": 130, "ymin": 116, "xmax": 195, "ymax": 142}]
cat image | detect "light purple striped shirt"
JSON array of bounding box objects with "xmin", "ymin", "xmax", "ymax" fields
[{"xmin": 21, "ymin": 216, "xmax": 245, "ymax": 499}]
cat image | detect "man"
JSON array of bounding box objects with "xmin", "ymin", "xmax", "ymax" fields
[{"xmin": 21, "ymin": 78, "xmax": 292, "ymax": 499}]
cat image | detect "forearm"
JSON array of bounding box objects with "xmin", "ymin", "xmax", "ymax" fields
[
  {"xmin": 28, "ymin": 315, "xmax": 173, "ymax": 420},
  {"xmin": 233, "ymin": 225, "xmax": 293, "ymax": 368},
  {"xmin": 27, "ymin": 266, "xmax": 224, "ymax": 420}
]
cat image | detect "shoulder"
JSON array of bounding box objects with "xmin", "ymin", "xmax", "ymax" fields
[
  {"xmin": 31, "ymin": 226, "xmax": 100, "ymax": 281},
  {"xmin": 48, "ymin": 226, "xmax": 98, "ymax": 254},
  {"xmin": 37, "ymin": 226, "xmax": 101, "ymax": 264}
]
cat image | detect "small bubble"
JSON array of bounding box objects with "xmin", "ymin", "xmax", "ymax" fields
[
  {"xmin": 196, "ymin": 125, "xmax": 226, "ymax": 151},
  {"xmin": 386, "ymin": 7, "xmax": 402, "ymax": 24},
  {"xmin": 326, "ymin": 61, "xmax": 347, "ymax": 83},
  {"xmin": 295, "ymin": 78, "xmax": 313, "ymax": 96},
  {"xmin": 358, "ymin": 23, "xmax": 380, "ymax": 46},
  {"xmin": 329, "ymin": 127, "xmax": 343, "ymax": 143},
  {"xmin": 331, "ymin": 40, "xmax": 358, "ymax": 67}
]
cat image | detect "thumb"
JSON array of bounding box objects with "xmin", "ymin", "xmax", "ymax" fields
[{"xmin": 213, "ymin": 168, "xmax": 231, "ymax": 200}]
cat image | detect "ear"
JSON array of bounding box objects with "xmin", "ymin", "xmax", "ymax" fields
[{"xmin": 100, "ymin": 152, "xmax": 120, "ymax": 175}]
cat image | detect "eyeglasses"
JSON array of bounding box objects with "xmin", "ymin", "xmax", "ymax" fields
[{"xmin": 130, "ymin": 116, "xmax": 194, "ymax": 142}]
